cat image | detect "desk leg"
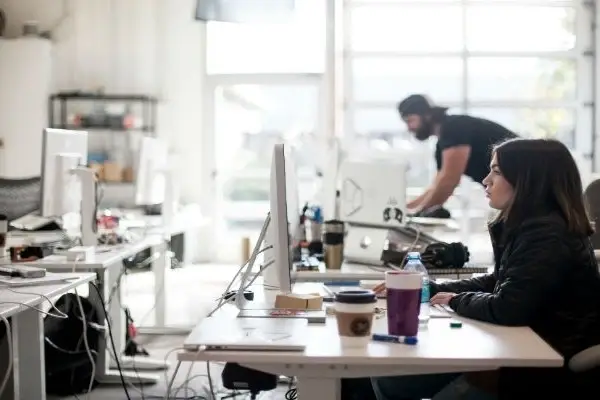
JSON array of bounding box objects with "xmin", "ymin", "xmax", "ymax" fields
[
  {"xmin": 106, "ymin": 261, "xmax": 170, "ymax": 372},
  {"xmin": 91, "ymin": 270, "xmax": 161, "ymax": 384},
  {"xmin": 12, "ymin": 307, "xmax": 45, "ymax": 400},
  {"xmin": 137, "ymin": 240, "xmax": 191, "ymax": 336},
  {"xmin": 297, "ymin": 377, "xmax": 341, "ymax": 400}
]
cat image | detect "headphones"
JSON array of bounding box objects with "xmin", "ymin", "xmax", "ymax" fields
[
  {"xmin": 420, "ymin": 242, "xmax": 470, "ymax": 269},
  {"xmin": 381, "ymin": 241, "xmax": 470, "ymax": 269}
]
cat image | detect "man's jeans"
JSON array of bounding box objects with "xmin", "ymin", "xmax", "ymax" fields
[{"xmin": 371, "ymin": 373, "xmax": 498, "ymax": 400}]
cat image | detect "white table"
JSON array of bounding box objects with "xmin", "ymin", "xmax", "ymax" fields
[
  {"xmin": 171, "ymin": 283, "xmax": 563, "ymax": 400},
  {"xmin": 0, "ymin": 273, "xmax": 96, "ymax": 400},
  {"xmin": 26, "ymin": 236, "xmax": 173, "ymax": 384}
]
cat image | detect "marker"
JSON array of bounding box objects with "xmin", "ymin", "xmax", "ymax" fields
[{"xmin": 372, "ymin": 333, "xmax": 418, "ymax": 345}]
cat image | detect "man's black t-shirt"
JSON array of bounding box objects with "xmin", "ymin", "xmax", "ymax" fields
[{"xmin": 434, "ymin": 115, "xmax": 518, "ymax": 184}]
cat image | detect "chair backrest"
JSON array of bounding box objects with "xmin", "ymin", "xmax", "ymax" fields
[
  {"xmin": 584, "ymin": 179, "xmax": 600, "ymax": 248},
  {"xmin": 569, "ymin": 344, "xmax": 600, "ymax": 373},
  {"xmin": 0, "ymin": 176, "xmax": 41, "ymax": 222}
]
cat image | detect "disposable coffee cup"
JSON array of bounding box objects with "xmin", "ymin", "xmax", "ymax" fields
[
  {"xmin": 334, "ymin": 289, "xmax": 377, "ymax": 347},
  {"xmin": 385, "ymin": 271, "xmax": 422, "ymax": 337}
]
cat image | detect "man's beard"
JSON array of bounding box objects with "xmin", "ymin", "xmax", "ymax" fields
[{"xmin": 414, "ymin": 120, "xmax": 434, "ymax": 141}]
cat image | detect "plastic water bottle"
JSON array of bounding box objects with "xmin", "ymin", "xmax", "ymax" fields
[{"xmin": 403, "ymin": 252, "xmax": 430, "ymax": 323}]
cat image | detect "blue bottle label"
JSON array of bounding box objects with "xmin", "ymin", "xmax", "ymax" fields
[{"xmin": 421, "ymin": 282, "xmax": 430, "ymax": 303}]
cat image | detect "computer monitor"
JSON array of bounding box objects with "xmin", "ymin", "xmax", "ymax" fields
[
  {"xmin": 135, "ymin": 137, "xmax": 169, "ymax": 206},
  {"xmin": 268, "ymin": 143, "xmax": 300, "ymax": 293},
  {"xmin": 40, "ymin": 128, "xmax": 88, "ymax": 218}
]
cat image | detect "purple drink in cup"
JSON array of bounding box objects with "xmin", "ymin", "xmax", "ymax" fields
[{"xmin": 385, "ymin": 271, "xmax": 422, "ymax": 337}]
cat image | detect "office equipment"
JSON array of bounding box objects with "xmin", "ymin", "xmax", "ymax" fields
[
  {"xmin": 40, "ymin": 128, "xmax": 88, "ymax": 218},
  {"xmin": 371, "ymin": 333, "xmax": 418, "ymax": 345},
  {"xmin": 340, "ymin": 159, "xmax": 408, "ymax": 226},
  {"xmin": 340, "ymin": 159, "xmax": 414, "ymax": 264},
  {"xmin": 234, "ymin": 144, "xmax": 301, "ymax": 315},
  {"xmin": 0, "ymin": 264, "xmax": 46, "ymax": 278},
  {"xmin": 248, "ymin": 143, "xmax": 299, "ymax": 294},
  {"xmin": 183, "ymin": 317, "xmax": 308, "ymax": 351},
  {"xmin": 9, "ymin": 212, "xmax": 60, "ymax": 231},
  {"xmin": 40, "ymin": 128, "xmax": 97, "ymax": 246},
  {"xmin": 237, "ymin": 309, "xmax": 327, "ymax": 324},
  {"xmin": 66, "ymin": 246, "xmax": 95, "ymax": 262},
  {"xmin": 135, "ymin": 137, "xmax": 169, "ymax": 207}
]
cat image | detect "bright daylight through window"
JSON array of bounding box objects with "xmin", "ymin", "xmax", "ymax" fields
[
  {"xmin": 202, "ymin": 0, "xmax": 593, "ymax": 261},
  {"xmin": 345, "ymin": 1, "xmax": 586, "ymax": 189}
]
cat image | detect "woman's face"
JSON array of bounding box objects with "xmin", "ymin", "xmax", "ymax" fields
[{"xmin": 482, "ymin": 153, "xmax": 515, "ymax": 210}]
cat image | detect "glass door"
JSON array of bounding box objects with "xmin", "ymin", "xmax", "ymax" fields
[{"xmin": 206, "ymin": 78, "xmax": 324, "ymax": 262}]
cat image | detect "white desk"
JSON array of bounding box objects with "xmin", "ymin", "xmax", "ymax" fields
[
  {"xmin": 26, "ymin": 236, "xmax": 173, "ymax": 384},
  {"xmin": 0, "ymin": 273, "xmax": 95, "ymax": 400},
  {"xmin": 172, "ymin": 283, "xmax": 563, "ymax": 400}
]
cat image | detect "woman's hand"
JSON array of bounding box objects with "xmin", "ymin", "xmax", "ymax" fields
[{"xmin": 430, "ymin": 292, "xmax": 456, "ymax": 305}]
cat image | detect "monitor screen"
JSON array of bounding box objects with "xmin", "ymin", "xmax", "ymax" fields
[{"xmin": 195, "ymin": 0, "xmax": 295, "ymax": 23}]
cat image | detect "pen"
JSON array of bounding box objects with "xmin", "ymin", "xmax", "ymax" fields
[{"xmin": 372, "ymin": 333, "xmax": 418, "ymax": 345}]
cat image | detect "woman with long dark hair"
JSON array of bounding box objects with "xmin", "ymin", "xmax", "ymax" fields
[{"xmin": 372, "ymin": 138, "xmax": 600, "ymax": 399}]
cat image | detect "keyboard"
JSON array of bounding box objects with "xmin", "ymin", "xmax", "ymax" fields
[{"xmin": 431, "ymin": 304, "xmax": 454, "ymax": 318}]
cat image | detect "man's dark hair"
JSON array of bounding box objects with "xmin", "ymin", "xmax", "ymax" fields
[
  {"xmin": 492, "ymin": 138, "xmax": 593, "ymax": 236},
  {"xmin": 397, "ymin": 94, "xmax": 448, "ymax": 122}
]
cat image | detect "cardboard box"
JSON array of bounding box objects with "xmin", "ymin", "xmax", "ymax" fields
[
  {"xmin": 103, "ymin": 162, "xmax": 123, "ymax": 182},
  {"xmin": 274, "ymin": 293, "xmax": 323, "ymax": 310}
]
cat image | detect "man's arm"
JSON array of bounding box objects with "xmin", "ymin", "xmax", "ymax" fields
[
  {"xmin": 407, "ymin": 188, "xmax": 430, "ymax": 210},
  {"xmin": 416, "ymin": 146, "xmax": 470, "ymax": 212}
]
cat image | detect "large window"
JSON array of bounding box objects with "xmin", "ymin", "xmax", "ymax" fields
[
  {"xmin": 343, "ymin": 0, "xmax": 592, "ymax": 187},
  {"xmin": 206, "ymin": 0, "xmax": 326, "ymax": 74}
]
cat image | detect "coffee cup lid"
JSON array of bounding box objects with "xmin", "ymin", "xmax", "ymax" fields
[{"xmin": 335, "ymin": 289, "xmax": 377, "ymax": 304}]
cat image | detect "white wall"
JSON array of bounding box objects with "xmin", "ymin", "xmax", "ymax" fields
[{"xmin": 0, "ymin": 0, "xmax": 206, "ymax": 202}]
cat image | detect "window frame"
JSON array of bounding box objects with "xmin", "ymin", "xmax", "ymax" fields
[{"xmin": 342, "ymin": 0, "xmax": 594, "ymax": 174}]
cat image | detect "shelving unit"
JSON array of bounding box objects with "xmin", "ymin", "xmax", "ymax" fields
[{"xmin": 48, "ymin": 92, "xmax": 158, "ymax": 185}]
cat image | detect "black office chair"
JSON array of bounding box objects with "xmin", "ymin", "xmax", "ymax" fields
[
  {"xmin": 0, "ymin": 176, "xmax": 41, "ymax": 223},
  {"xmin": 584, "ymin": 179, "xmax": 600, "ymax": 248}
]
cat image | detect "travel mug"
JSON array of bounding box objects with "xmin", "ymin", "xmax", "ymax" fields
[
  {"xmin": 334, "ymin": 290, "xmax": 377, "ymax": 347},
  {"xmin": 324, "ymin": 219, "xmax": 344, "ymax": 270},
  {"xmin": 385, "ymin": 271, "xmax": 422, "ymax": 337}
]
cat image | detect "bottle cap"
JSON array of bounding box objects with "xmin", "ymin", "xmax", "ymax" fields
[
  {"xmin": 407, "ymin": 252, "xmax": 421, "ymax": 260},
  {"xmin": 450, "ymin": 320, "xmax": 462, "ymax": 328}
]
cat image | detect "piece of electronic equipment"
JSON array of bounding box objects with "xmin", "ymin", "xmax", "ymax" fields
[
  {"xmin": 0, "ymin": 265, "xmax": 46, "ymax": 278},
  {"xmin": 237, "ymin": 308, "xmax": 327, "ymax": 324},
  {"xmin": 10, "ymin": 213, "xmax": 60, "ymax": 231},
  {"xmin": 183, "ymin": 317, "xmax": 308, "ymax": 351}
]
